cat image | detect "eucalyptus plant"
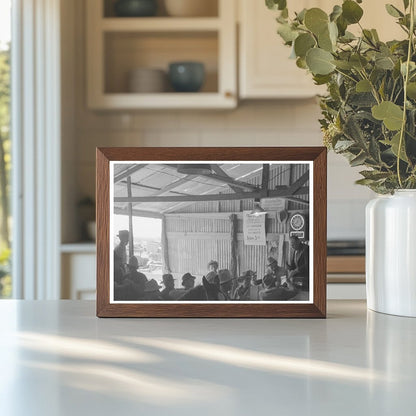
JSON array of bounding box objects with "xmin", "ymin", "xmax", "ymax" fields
[{"xmin": 266, "ymin": 0, "xmax": 416, "ymax": 193}]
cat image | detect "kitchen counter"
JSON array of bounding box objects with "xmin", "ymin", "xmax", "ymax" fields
[{"xmin": 0, "ymin": 300, "xmax": 415, "ymax": 415}]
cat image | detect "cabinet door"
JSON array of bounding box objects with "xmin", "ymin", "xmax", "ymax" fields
[
  {"xmin": 239, "ymin": 0, "xmax": 325, "ymax": 99},
  {"xmin": 239, "ymin": 0, "xmax": 404, "ymax": 99}
]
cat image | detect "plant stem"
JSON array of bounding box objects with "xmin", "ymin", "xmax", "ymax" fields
[{"xmin": 397, "ymin": 0, "xmax": 415, "ymax": 188}]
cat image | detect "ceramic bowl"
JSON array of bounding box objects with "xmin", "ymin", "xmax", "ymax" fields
[
  {"xmin": 168, "ymin": 62, "xmax": 205, "ymax": 92},
  {"xmin": 128, "ymin": 68, "xmax": 167, "ymax": 93},
  {"xmin": 114, "ymin": 0, "xmax": 158, "ymax": 17}
]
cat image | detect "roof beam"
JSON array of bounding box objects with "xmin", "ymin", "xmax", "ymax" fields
[
  {"xmin": 163, "ymin": 163, "xmax": 258, "ymax": 191},
  {"xmin": 114, "ymin": 164, "xmax": 147, "ymax": 184},
  {"xmin": 114, "ymin": 207, "xmax": 163, "ymax": 219},
  {"xmin": 288, "ymin": 172, "xmax": 309, "ymax": 195},
  {"xmin": 120, "ymin": 180, "xmax": 190, "ymax": 196},
  {"xmin": 198, "ymin": 172, "xmax": 259, "ymax": 191},
  {"xmin": 261, "ymin": 163, "xmax": 270, "ymax": 197},
  {"xmin": 211, "ymin": 165, "xmax": 241, "ymax": 193},
  {"xmin": 152, "ymin": 174, "xmax": 196, "ymax": 195},
  {"xmin": 114, "ymin": 188, "xmax": 308, "ymax": 204}
]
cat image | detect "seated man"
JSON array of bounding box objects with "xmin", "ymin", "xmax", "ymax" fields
[
  {"xmin": 259, "ymin": 274, "xmax": 298, "ymax": 301},
  {"xmin": 233, "ymin": 270, "xmax": 256, "ymax": 301},
  {"xmin": 144, "ymin": 279, "xmax": 163, "ymax": 301},
  {"xmin": 115, "ymin": 256, "xmax": 147, "ymax": 301},
  {"xmin": 160, "ymin": 274, "xmax": 175, "ymax": 300},
  {"xmin": 287, "ymin": 236, "xmax": 309, "ymax": 290},
  {"xmin": 169, "ymin": 273, "xmax": 196, "ymax": 300},
  {"xmin": 218, "ymin": 269, "xmax": 233, "ymax": 300}
]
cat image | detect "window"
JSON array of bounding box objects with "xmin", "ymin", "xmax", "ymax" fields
[{"xmin": 0, "ymin": 0, "xmax": 11, "ymax": 298}]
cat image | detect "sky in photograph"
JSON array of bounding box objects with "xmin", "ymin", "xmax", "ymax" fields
[
  {"xmin": 113, "ymin": 215, "xmax": 162, "ymax": 241},
  {"xmin": 0, "ymin": 0, "xmax": 11, "ymax": 49}
]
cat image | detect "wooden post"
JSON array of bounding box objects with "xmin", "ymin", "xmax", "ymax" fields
[
  {"xmin": 127, "ymin": 176, "xmax": 134, "ymax": 259},
  {"xmin": 161, "ymin": 215, "xmax": 171, "ymax": 273},
  {"xmin": 230, "ymin": 214, "xmax": 238, "ymax": 292}
]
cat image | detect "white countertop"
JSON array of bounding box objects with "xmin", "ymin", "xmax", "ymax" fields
[{"xmin": 0, "ymin": 300, "xmax": 415, "ymax": 415}]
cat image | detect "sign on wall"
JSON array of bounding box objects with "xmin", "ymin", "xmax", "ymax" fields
[{"xmin": 243, "ymin": 211, "xmax": 266, "ymax": 246}]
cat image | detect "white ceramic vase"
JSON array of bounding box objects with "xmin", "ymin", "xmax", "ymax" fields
[{"xmin": 366, "ymin": 190, "xmax": 416, "ymax": 317}]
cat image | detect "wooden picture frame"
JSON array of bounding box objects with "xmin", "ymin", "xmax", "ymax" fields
[{"xmin": 96, "ymin": 147, "xmax": 327, "ymax": 318}]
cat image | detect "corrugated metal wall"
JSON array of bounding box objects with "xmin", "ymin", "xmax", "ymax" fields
[{"xmin": 165, "ymin": 164, "xmax": 309, "ymax": 279}]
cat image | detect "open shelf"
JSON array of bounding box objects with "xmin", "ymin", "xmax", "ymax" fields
[
  {"xmin": 101, "ymin": 17, "xmax": 221, "ymax": 32},
  {"xmin": 103, "ymin": 0, "xmax": 219, "ymax": 18},
  {"xmin": 104, "ymin": 31, "xmax": 218, "ymax": 94},
  {"xmin": 87, "ymin": 0, "xmax": 236, "ymax": 109}
]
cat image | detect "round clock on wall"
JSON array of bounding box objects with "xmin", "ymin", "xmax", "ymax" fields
[
  {"xmin": 290, "ymin": 213, "xmax": 305, "ymax": 231},
  {"xmin": 289, "ymin": 212, "xmax": 308, "ymax": 239}
]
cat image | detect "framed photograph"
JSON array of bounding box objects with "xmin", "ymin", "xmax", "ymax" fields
[{"xmin": 96, "ymin": 147, "xmax": 327, "ymax": 318}]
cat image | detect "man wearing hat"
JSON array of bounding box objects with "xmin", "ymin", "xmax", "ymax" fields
[
  {"xmin": 124, "ymin": 256, "xmax": 148, "ymax": 299},
  {"xmin": 182, "ymin": 273, "xmax": 196, "ymax": 290},
  {"xmin": 233, "ymin": 270, "xmax": 256, "ymax": 300},
  {"xmin": 160, "ymin": 273, "xmax": 175, "ymax": 300},
  {"xmin": 114, "ymin": 230, "xmax": 129, "ymax": 283},
  {"xmin": 259, "ymin": 273, "xmax": 297, "ymax": 301},
  {"xmin": 218, "ymin": 269, "xmax": 233, "ymax": 300},
  {"xmin": 144, "ymin": 279, "xmax": 163, "ymax": 301},
  {"xmin": 169, "ymin": 272, "xmax": 196, "ymax": 300}
]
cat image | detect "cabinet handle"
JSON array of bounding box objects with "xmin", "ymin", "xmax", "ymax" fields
[{"xmin": 225, "ymin": 91, "xmax": 234, "ymax": 99}]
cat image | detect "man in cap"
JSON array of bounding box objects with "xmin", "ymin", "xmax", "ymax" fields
[
  {"xmin": 169, "ymin": 272, "xmax": 196, "ymax": 300},
  {"xmin": 114, "ymin": 230, "xmax": 129, "ymax": 283},
  {"xmin": 160, "ymin": 273, "xmax": 175, "ymax": 300}
]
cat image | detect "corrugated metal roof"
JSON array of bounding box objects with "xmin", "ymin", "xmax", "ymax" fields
[{"xmin": 114, "ymin": 163, "xmax": 309, "ymax": 215}]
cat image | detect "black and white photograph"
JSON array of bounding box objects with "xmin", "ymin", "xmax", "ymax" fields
[{"xmin": 110, "ymin": 161, "xmax": 313, "ymax": 303}]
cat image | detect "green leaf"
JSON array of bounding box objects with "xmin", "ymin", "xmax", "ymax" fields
[
  {"xmin": 313, "ymin": 74, "xmax": 332, "ymax": 85},
  {"xmin": 385, "ymin": 4, "xmax": 404, "ymax": 18},
  {"xmin": 350, "ymin": 54, "xmax": 368, "ymax": 70},
  {"xmin": 318, "ymin": 27, "xmax": 334, "ymax": 52},
  {"xmin": 371, "ymin": 29, "xmax": 380, "ymax": 43},
  {"xmin": 330, "ymin": 5, "xmax": 342, "ymax": 22},
  {"xmin": 407, "ymin": 82, "xmax": 416, "ymax": 99},
  {"xmin": 342, "ymin": 0, "xmax": 364, "ymax": 24},
  {"xmin": 296, "ymin": 8, "xmax": 307, "ymax": 23},
  {"xmin": 304, "ymin": 8, "xmax": 329, "ymax": 35},
  {"xmin": 306, "ymin": 48, "xmax": 335, "ymax": 75},
  {"xmin": 375, "ymin": 55, "xmax": 395, "ymax": 70},
  {"xmin": 372, "ymin": 101, "xmax": 404, "ymax": 131},
  {"xmin": 266, "ymin": 0, "xmax": 287, "ymax": 11},
  {"xmin": 334, "ymin": 140, "xmax": 355, "ymax": 152},
  {"xmin": 296, "ymin": 57, "xmax": 308, "ymax": 69},
  {"xmin": 383, "ymin": 132, "xmax": 409, "ymax": 162},
  {"xmin": 350, "ymin": 152, "xmax": 368, "ymax": 167},
  {"xmin": 403, "ymin": 0, "xmax": 410, "ymax": 10},
  {"xmin": 333, "ymin": 60, "xmax": 352, "ymax": 70},
  {"xmin": 356, "ymin": 79, "xmax": 372, "ymax": 92},
  {"xmin": 277, "ymin": 23, "xmax": 298, "ymax": 43},
  {"xmin": 294, "ymin": 33, "xmax": 316, "ymax": 58}
]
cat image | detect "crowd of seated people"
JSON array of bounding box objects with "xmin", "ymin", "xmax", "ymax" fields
[{"xmin": 114, "ymin": 228, "xmax": 309, "ymax": 302}]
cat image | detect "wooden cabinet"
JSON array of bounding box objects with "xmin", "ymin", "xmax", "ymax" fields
[
  {"xmin": 238, "ymin": 0, "xmax": 404, "ymax": 99},
  {"xmin": 61, "ymin": 245, "xmax": 96, "ymax": 300},
  {"xmin": 238, "ymin": 0, "xmax": 325, "ymax": 99},
  {"xmin": 86, "ymin": 0, "xmax": 237, "ymax": 109}
]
